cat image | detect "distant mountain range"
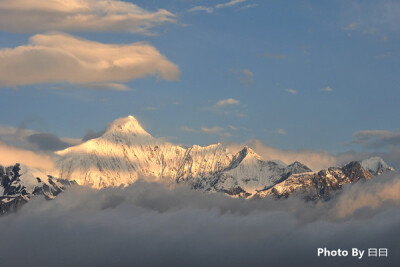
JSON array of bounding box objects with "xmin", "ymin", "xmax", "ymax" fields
[{"xmin": 0, "ymin": 116, "xmax": 396, "ymax": 213}]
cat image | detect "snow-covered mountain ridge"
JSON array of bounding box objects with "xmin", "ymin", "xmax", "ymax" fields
[
  {"xmin": 254, "ymin": 161, "xmax": 375, "ymax": 200},
  {"xmin": 54, "ymin": 115, "xmax": 395, "ymax": 198}
]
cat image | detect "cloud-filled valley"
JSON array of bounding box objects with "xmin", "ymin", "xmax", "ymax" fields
[{"xmin": 1, "ymin": 172, "xmax": 399, "ymax": 266}]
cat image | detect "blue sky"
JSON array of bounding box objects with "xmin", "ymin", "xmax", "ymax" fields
[{"xmin": 0, "ymin": 0, "xmax": 399, "ymax": 156}]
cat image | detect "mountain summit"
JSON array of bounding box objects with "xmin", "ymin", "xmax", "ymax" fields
[{"xmin": 103, "ymin": 115, "xmax": 151, "ymax": 138}]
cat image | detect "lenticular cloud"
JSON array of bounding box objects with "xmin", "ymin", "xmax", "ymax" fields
[{"xmin": 0, "ymin": 33, "xmax": 181, "ymax": 87}]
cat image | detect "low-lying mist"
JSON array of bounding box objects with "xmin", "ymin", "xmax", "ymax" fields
[{"xmin": 1, "ymin": 173, "xmax": 399, "ymax": 266}]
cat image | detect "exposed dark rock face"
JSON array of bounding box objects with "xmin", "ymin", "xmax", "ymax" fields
[{"xmin": 0, "ymin": 163, "xmax": 77, "ymax": 215}]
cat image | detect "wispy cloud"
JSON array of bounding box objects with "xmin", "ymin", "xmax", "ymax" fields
[
  {"xmin": 374, "ymin": 52, "xmax": 392, "ymax": 59},
  {"xmin": 215, "ymin": 98, "xmax": 240, "ymax": 108},
  {"xmin": 188, "ymin": 0, "xmax": 249, "ymax": 14},
  {"xmin": 264, "ymin": 53, "xmax": 287, "ymax": 60},
  {"xmin": 0, "ymin": 33, "xmax": 180, "ymax": 87},
  {"xmin": 188, "ymin": 6, "xmax": 214, "ymax": 13},
  {"xmin": 275, "ymin": 128, "xmax": 286, "ymax": 135},
  {"xmin": 179, "ymin": 126, "xmax": 197, "ymax": 133},
  {"xmin": 179, "ymin": 125, "xmax": 231, "ymax": 137},
  {"xmin": 341, "ymin": 1, "xmax": 400, "ymax": 34},
  {"xmin": 285, "ymin": 89, "xmax": 297, "ymax": 95},
  {"xmin": 0, "ymin": 0, "xmax": 176, "ymax": 34},
  {"xmin": 201, "ymin": 126, "xmax": 231, "ymax": 137},
  {"xmin": 142, "ymin": 106, "xmax": 160, "ymax": 111},
  {"xmin": 235, "ymin": 69, "xmax": 254, "ymax": 88},
  {"xmin": 84, "ymin": 83, "xmax": 132, "ymax": 91},
  {"xmin": 353, "ymin": 130, "xmax": 400, "ymax": 149},
  {"xmin": 239, "ymin": 4, "xmax": 259, "ymax": 10},
  {"xmin": 343, "ymin": 23, "xmax": 358, "ymax": 31},
  {"xmin": 320, "ymin": 86, "xmax": 333, "ymax": 92},
  {"xmin": 216, "ymin": 0, "xmax": 247, "ymax": 9}
]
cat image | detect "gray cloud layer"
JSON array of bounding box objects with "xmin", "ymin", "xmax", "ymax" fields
[
  {"xmin": 353, "ymin": 130, "xmax": 400, "ymax": 149},
  {"xmin": 27, "ymin": 133, "xmax": 71, "ymax": 151},
  {"xmin": 1, "ymin": 172, "xmax": 399, "ymax": 266}
]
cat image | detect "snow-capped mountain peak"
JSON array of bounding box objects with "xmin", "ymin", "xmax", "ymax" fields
[
  {"xmin": 225, "ymin": 146, "xmax": 263, "ymax": 170},
  {"xmin": 104, "ymin": 115, "xmax": 151, "ymax": 137},
  {"xmin": 57, "ymin": 115, "xmax": 155, "ymax": 157},
  {"xmin": 361, "ymin": 157, "xmax": 395, "ymax": 176}
]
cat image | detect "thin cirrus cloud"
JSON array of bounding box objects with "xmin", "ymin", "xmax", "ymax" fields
[
  {"xmin": 285, "ymin": 89, "xmax": 297, "ymax": 95},
  {"xmin": 84, "ymin": 83, "xmax": 132, "ymax": 91},
  {"xmin": 341, "ymin": 1, "xmax": 400, "ymax": 34},
  {"xmin": 187, "ymin": 6, "xmax": 214, "ymax": 14},
  {"xmin": 353, "ymin": 130, "xmax": 400, "ymax": 148},
  {"xmin": 179, "ymin": 126, "xmax": 197, "ymax": 133},
  {"xmin": 320, "ymin": 86, "xmax": 333, "ymax": 92},
  {"xmin": 0, "ymin": 33, "xmax": 181, "ymax": 88},
  {"xmin": 264, "ymin": 53, "xmax": 287, "ymax": 60},
  {"xmin": 239, "ymin": 4, "xmax": 259, "ymax": 10},
  {"xmin": 215, "ymin": 98, "xmax": 240, "ymax": 108},
  {"xmin": 179, "ymin": 125, "xmax": 231, "ymax": 137},
  {"xmin": 216, "ymin": 0, "xmax": 247, "ymax": 9},
  {"xmin": 234, "ymin": 69, "xmax": 254, "ymax": 88},
  {"xmin": 275, "ymin": 128, "xmax": 286, "ymax": 135},
  {"xmin": 201, "ymin": 127, "xmax": 231, "ymax": 137},
  {"xmin": 0, "ymin": 0, "xmax": 176, "ymax": 34},
  {"xmin": 188, "ymin": 0, "xmax": 249, "ymax": 13}
]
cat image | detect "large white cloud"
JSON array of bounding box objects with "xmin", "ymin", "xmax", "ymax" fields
[
  {"xmin": 0, "ymin": 0, "xmax": 176, "ymax": 34},
  {"xmin": 0, "ymin": 33, "xmax": 181, "ymax": 87}
]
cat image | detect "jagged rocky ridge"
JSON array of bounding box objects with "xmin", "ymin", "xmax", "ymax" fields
[
  {"xmin": 0, "ymin": 163, "xmax": 76, "ymax": 214},
  {"xmin": 254, "ymin": 161, "xmax": 375, "ymax": 200},
  {"xmin": 54, "ymin": 116, "xmax": 395, "ymax": 199}
]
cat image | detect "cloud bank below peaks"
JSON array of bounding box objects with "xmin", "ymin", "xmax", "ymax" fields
[
  {"xmin": 0, "ymin": 142, "xmax": 55, "ymax": 170},
  {"xmin": 0, "ymin": 33, "xmax": 181, "ymax": 87},
  {"xmin": 1, "ymin": 173, "xmax": 400, "ymax": 266},
  {"xmin": 0, "ymin": 0, "xmax": 176, "ymax": 34}
]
